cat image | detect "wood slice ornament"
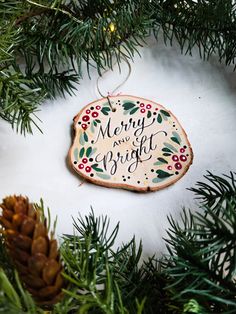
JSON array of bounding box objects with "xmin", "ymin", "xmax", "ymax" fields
[{"xmin": 69, "ymin": 95, "xmax": 193, "ymax": 192}]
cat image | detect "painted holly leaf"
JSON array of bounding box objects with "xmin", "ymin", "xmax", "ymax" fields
[
  {"xmin": 91, "ymin": 164, "xmax": 103, "ymax": 172},
  {"xmin": 93, "ymin": 120, "xmax": 97, "ymax": 127},
  {"xmin": 96, "ymin": 173, "xmax": 111, "ymax": 180},
  {"xmin": 90, "ymin": 122, "xmax": 95, "ymax": 133},
  {"xmin": 163, "ymin": 153, "xmax": 171, "ymax": 156},
  {"xmin": 164, "ymin": 142, "xmax": 178, "ymax": 153},
  {"xmin": 157, "ymin": 114, "xmax": 162, "ymax": 123},
  {"xmin": 79, "ymin": 147, "xmax": 85, "ymax": 158},
  {"xmin": 156, "ymin": 170, "xmax": 173, "ymax": 179},
  {"xmin": 152, "ymin": 177, "xmax": 164, "ymax": 183},
  {"xmin": 123, "ymin": 102, "xmax": 136, "ymax": 110},
  {"xmin": 157, "ymin": 157, "xmax": 168, "ymax": 164},
  {"xmin": 172, "ymin": 131, "xmax": 181, "ymax": 144},
  {"xmin": 101, "ymin": 107, "xmax": 111, "ymax": 115},
  {"xmin": 96, "ymin": 119, "xmax": 101, "ymax": 123},
  {"xmin": 130, "ymin": 107, "xmax": 139, "ymax": 115},
  {"xmin": 160, "ymin": 109, "xmax": 170, "ymax": 117},
  {"xmin": 84, "ymin": 132, "xmax": 88, "ymax": 142},
  {"xmin": 86, "ymin": 147, "xmax": 92, "ymax": 157},
  {"xmin": 154, "ymin": 157, "xmax": 168, "ymax": 166},
  {"xmin": 162, "ymin": 114, "xmax": 168, "ymax": 121},
  {"xmin": 73, "ymin": 148, "xmax": 78, "ymax": 161},
  {"xmin": 147, "ymin": 110, "xmax": 152, "ymax": 118},
  {"xmin": 91, "ymin": 148, "xmax": 97, "ymax": 156},
  {"xmin": 79, "ymin": 132, "xmax": 85, "ymax": 145},
  {"xmin": 171, "ymin": 137, "xmax": 180, "ymax": 145},
  {"xmin": 162, "ymin": 147, "xmax": 173, "ymax": 153}
]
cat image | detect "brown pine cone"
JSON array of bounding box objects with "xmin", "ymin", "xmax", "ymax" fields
[{"xmin": 0, "ymin": 195, "xmax": 64, "ymax": 307}]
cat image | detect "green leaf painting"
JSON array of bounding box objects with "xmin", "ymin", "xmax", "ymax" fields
[
  {"xmin": 86, "ymin": 147, "xmax": 92, "ymax": 157},
  {"xmin": 84, "ymin": 132, "xmax": 88, "ymax": 142},
  {"xmin": 157, "ymin": 157, "xmax": 168, "ymax": 164},
  {"xmin": 171, "ymin": 137, "xmax": 180, "ymax": 145},
  {"xmin": 156, "ymin": 170, "xmax": 173, "ymax": 179},
  {"xmin": 162, "ymin": 147, "xmax": 173, "ymax": 153},
  {"xmin": 91, "ymin": 148, "xmax": 97, "ymax": 156},
  {"xmin": 96, "ymin": 173, "xmax": 111, "ymax": 180},
  {"xmin": 160, "ymin": 109, "xmax": 170, "ymax": 117},
  {"xmin": 123, "ymin": 102, "xmax": 136, "ymax": 110},
  {"xmin": 130, "ymin": 107, "xmax": 139, "ymax": 115},
  {"xmin": 79, "ymin": 147, "xmax": 85, "ymax": 158},
  {"xmin": 73, "ymin": 148, "xmax": 78, "ymax": 161},
  {"xmin": 90, "ymin": 122, "xmax": 95, "ymax": 133},
  {"xmin": 157, "ymin": 114, "xmax": 162, "ymax": 123},
  {"xmin": 164, "ymin": 142, "xmax": 178, "ymax": 153},
  {"xmin": 154, "ymin": 157, "xmax": 168, "ymax": 166},
  {"xmin": 101, "ymin": 107, "xmax": 111, "ymax": 115},
  {"xmin": 171, "ymin": 132, "xmax": 181, "ymax": 145},
  {"xmin": 152, "ymin": 177, "xmax": 164, "ymax": 183},
  {"xmin": 79, "ymin": 132, "xmax": 85, "ymax": 145},
  {"xmin": 91, "ymin": 164, "xmax": 103, "ymax": 172}
]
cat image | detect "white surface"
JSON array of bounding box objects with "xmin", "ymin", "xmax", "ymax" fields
[{"xmin": 1, "ymin": 37, "xmax": 236, "ymax": 258}]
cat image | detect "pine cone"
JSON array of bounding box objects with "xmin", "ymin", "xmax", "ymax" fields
[{"xmin": 0, "ymin": 195, "xmax": 64, "ymax": 307}]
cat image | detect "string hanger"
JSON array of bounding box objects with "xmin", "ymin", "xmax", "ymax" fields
[{"xmin": 96, "ymin": 57, "xmax": 131, "ymax": 110}]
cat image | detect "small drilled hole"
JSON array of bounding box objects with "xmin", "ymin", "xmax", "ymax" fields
[{"xmin": 112, "ymin": 108, "xmax": 116, "ymax": 112}]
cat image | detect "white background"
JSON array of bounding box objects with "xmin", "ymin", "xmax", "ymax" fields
[{"xmin": 0, "ymin": 37, "xmax": 236, "ymax": 258}]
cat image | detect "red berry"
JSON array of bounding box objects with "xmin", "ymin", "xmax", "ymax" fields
[
  {"xmin": 140, "ymin": 103, "xmax": 145, "ymax": 107},
  {"xmin": 86, "ymin": 109, "xmax": 91, "ymax": 114},
  {"xmin": 175, "ymin": 162, "xmax": 182, "ymax": 170},
  {"xmin": 82, "ymin": 115, "xmax": 90, "ymax": 122},
  {"xmin": 180, "ymin": 155, "xmax": 187, "ymax": 162},
  {"xmin": 92, "ymin": 112, "xmax": 99, "ymax": 118},
  {"xmin": 146, "ymin": 104, "xmax": 152, "ymax": 109},
  {"xmin": 167, "ymin": 165, "xmax": 172, "ymax": 170},
  {"xmin": 140, "ymin": 108, "xmax": 146, "ymax": 113},
  {"xmin": 180, "ymin": 148, "xmax": 185, "ymax": 153},
  {"xmin": 82, "ymin": 124, "xmax": 87, "ymax": 130},
  {"xmin": 82, "ymin": 158, "xmax": 88, "ymax": 164},
  {"xmin": 155, "ymin": 107, "xmax": 159, "ymax": 110},
  {"xmin": 78, "ymin": 164, "xmax": 84, "ymax": 169},
  {"xmin": 96, "ymin": 105, "xmax": 101, "ymax": 110},
  {"xmin": 85, "ymin": 166, "xmax": 91, "ymax": 173},
  {"xmin": 172, "ymin": 155, "xmax": 179, "ymax": 162}
]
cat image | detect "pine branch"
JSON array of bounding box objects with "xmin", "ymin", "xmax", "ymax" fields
[
  {"xmin": 152, "ymin": 0, "xmax": 236, "ymax": 66},
  {"xmin": 0, "ymin": 172, "xmax": 236, "ymax": 313},
  {"xmin": 0, "ymin": 269, "xmax": 42, "ymax": 314},
  {"xmin": 163, "ymin": 172, "xmax": 236, "ymax": 313},
  {"xmin": 0, "ymin": 70, "xmax": 44, "ymax": 134},
  {"xmin": 188, "ymin": 171, "xmax": 236, "ymax": 209},
  {"xmin": 60, "ymin": 209, "xmax": 173, "ymax": 314},
  {"xmin": 2, "ymin": 1, "xmax": 236, "ymax": 133}
]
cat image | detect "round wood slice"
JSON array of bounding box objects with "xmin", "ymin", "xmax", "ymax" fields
[{"xmin": 68, "ymin": 95, "xmax": 193, "ymax": 192}]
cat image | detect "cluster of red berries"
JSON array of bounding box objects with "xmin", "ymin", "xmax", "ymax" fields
[
  {"xmin": 78, "ymin": 157, "xmax": 92, "ymax": 173},
  {"xmin": 81, "ymin": 105, "xmax": 101, "ymax": 130},
  {"xmin": 167, "ymin": 147, "xmax": 188, "ymax": 171},
  {"xmin": 139, "ymin": 103, "xmax": 153, "ymax": 113}
]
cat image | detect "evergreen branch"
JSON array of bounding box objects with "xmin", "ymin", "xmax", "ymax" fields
[
  {"xmin": 0, "ymin": 70, "xmax": 44, "ymax": 134},
  {"xmin": 152, "ymin": 0, "xmax": 236, "ymax": 66},
  {"xmin": 189, "ymin": 171, "xmax": 236, "ymax": 209},
  {"xmin": 1, "ymin": 1, "xmax": 236, "ymax": 133},
  {"xmin": 15, "ymin": 8, "xmax": 48, "ymax": 25},
  {"xmin": 0, "ymin": 172, "xmax": 236, "ymax": 313},
  {"xmin": 0, "ymin": 269, "xmax": 42, "ymax": 314},
  {"xmin": 163, "ymin": 172, "xmax": 236, "ymax": 313},
  {"xmin": 27, "ymin": 70, "xmax": 79, "ymax": 99}
]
